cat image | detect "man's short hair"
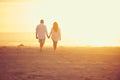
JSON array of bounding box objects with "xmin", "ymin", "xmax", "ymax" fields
[{"xmin": 40, "ymin": 19, "xmax": 44, "ymax": 23}]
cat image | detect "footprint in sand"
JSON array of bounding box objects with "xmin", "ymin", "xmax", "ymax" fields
[
  {"xmin": 27, "ymin": 74, "xmax": 54, "ymax": 80},
  {"xmin": 12, "ymin": 72, "xmax": 26, "ymax": 80},
  {"xmin": 27, "ymin": 74, "xmax": 44, "ymax": 79},
  {"xmin": 84, "ymin": 77, "xmax": 91, "ymax": 80}
]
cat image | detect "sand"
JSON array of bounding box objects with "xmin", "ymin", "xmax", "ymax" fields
[{"xmin": 0, "ymin": 46, "xmax": 120, "ymax": 80}]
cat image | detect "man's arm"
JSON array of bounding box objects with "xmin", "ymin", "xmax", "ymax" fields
[
  {"xmin": 48, "ymin": 28, "xmax": 53, "ymax": 38},
  {"xmin": 45, "ymin": 26, "xmax": 49, "ymax": 38},
  {"xmin": 36, "ymin": 32, "xmax": 38, "ymax": 39},
  {"xmin": 36, "ymin": 27, "xmax": 38, "ymax": 39}
]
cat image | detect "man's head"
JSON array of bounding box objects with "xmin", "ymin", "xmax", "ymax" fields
[{"xmin": 40, "ymin": 19, "xmax": 44, "ymax": 24}]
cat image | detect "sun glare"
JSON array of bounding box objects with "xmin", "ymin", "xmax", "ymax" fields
[{"xmin": 0, "ymin": 0, "xmax": 120, "ymax": 46}]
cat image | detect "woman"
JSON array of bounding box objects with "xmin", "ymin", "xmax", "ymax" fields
[{"xmin": 49, "ymin": 22, "xmax": 61, "ymax": 51}]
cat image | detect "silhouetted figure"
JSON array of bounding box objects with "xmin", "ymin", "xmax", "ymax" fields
[
  {"xmin": 49, "ymin": 22, "xmax": 61, "ymax": 51},
  {"xmin": 36, "ymin": 19, "xmax": 48, "ymax": 51}
]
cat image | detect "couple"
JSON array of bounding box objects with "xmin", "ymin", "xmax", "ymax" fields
[{"xmin": 36, "ymin": 19, "xmax": 61, "ymax": 51}]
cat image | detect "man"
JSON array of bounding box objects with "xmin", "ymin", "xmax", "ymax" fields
[{"xmin": 36, "ymin": 19, "xmax": 48, "ymax": 51}]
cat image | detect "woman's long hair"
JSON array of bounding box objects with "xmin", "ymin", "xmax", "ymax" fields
[{"xmin": 53, "ymin": 22, "xmax": 58, "ymax": 32}]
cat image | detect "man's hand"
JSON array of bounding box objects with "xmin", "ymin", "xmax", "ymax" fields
[{"xmin": 36, "ymin": 36, "xmax": 38, "ymax": 39}]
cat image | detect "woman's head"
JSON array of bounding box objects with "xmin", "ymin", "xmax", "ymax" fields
[{"xmin": 53, "ymin": 22, "xmax": 58, "ymax": 32}]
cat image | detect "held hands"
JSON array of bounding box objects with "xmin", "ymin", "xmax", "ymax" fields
[
  {"xmin": 36, "ymin": 36, "xmax": 38, "ymax": 39},
  {"xmin": 47, "ymin": 35, "xmax": 50, "ymax": 39}
]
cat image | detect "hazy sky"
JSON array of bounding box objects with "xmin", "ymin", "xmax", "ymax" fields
[{"xmin": 0, "ymin": 0, "xmax": 120, "ymax": 46}]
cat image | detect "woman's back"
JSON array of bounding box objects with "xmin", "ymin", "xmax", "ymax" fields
[{"xmin": 51, "ymin": 28, "xmax": 61, "ymax": 41}]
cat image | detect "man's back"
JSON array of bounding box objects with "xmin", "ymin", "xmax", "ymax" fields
[{"xmin": 36, "ymin": 24, "xmax": 47, "ymax": 39}]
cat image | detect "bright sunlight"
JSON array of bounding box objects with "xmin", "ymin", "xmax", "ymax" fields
[{"xmin": 0, "ymin": 0, "xmax": 120, "ymax": 46}]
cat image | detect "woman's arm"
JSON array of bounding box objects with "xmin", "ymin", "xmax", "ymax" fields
[
  {"xmin": 48, "ymin": 28, "xmax": 53, "ymax": 38},
  {"xmin": 59, "ymin": 29, "xmax": 61, "ymax": 40}
]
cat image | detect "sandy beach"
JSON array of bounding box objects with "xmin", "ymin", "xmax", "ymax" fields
[{"xmin": 0, "ymin": 46, "xmax": 120, "ymax": 80}]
